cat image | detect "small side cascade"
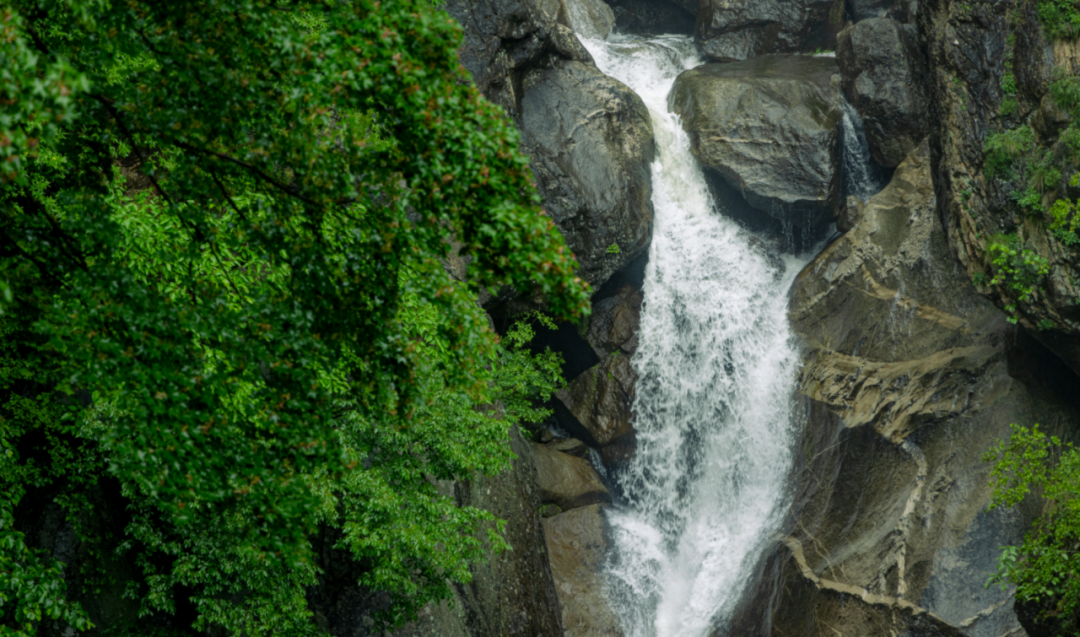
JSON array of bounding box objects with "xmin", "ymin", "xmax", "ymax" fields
[{"xmin": 840, "ymin": 101, "xmax": 888, "ymax": 202}]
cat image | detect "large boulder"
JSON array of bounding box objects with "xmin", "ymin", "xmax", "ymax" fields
[
  {"xmin": 447, "ymin": 0, "xmax": 656, "ymax": 292},
  {"xmin": 670, "ymin": 56, "xmax": 844, "ymax": 230},
  {"xmin": 727, "ymin": 143, "xmax": 1080, "ymax": 636},
  {"xmin": 557, "ymin": 351, "xmax": 638, "ymax": 466},
  {"xmin": 531, "ymin": 442, "xmax": 612, "ymax": 510},
  {"xmin": 543, "ymin": 505, "xmax": 623, "ymax": 636},
  {"xmin": 837, "ymin": 18, "xmax": 929, "ymax": 167},
  {"xmin": 694, "ymin": 0, "xmax": 846, "ymax": 62},
  {"xmin": 519, "ymin": 60, "xmax": 655, "ymax": 288},
  {"xmin": 586, "ymin": 283, "xmax": 644, "ymax": 355},
  {"xmin": 554, "ymin": 281, "xmax": 643, "ymax": 467}
]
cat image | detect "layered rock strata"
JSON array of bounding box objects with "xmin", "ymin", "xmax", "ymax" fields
[{"xmin": 728, "ymin": 143, "xmax": 1080, "ymax": 636}]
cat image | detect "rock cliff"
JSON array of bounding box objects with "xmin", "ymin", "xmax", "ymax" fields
[
  {"xmin": 728, "ymin": 143, "xmax": 1080, "ymax": 637},
  {"xmin": 444, "ymin": 1, "xmax": 1080, "ymax": 636},
  {"xmin": 919, "ymin": 0, "xmax": 1080, "ymax": 376}
]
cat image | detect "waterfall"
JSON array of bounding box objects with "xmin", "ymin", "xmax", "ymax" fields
[
  {"xmin": 576, "ymin": 33, "xmax": 809, "ymax": 637},
  {"xmin": 841, "ymin": 101, "xmax": 887, "ymax": 202}
]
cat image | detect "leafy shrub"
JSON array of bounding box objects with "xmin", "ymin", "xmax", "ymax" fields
[
  {"xmin": 1051, "ymin": 198, "xmax": 1080, "ymax": 245},
  {"xmin": 984, "ymin": 126, "xmax": 1035, "ymax": 179},
  {"xmin": 987, "ymin": 234, "xmax": 1050, "ymax": 321},
  {"xmin": 1051, "ymin": 76, "xmax": 1080, "ymax": 118},
  {"xmin": 987, "ymin": 424, "xmax": 1080, "ymax": 629}
]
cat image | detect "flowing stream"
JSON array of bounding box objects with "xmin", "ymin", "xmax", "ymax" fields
[
  {"xmin": 575, "ymin": 33, "xmax": 810, "ymax": 637},
  {"xmin": 841, "ymin": 102, "xmax": 888, "ymax": 202}
]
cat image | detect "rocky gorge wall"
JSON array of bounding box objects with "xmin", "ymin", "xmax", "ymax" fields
[
  {"xmin": 728, "ymin": 141, "xmax": 1080, "ymax": 637},
  {"xmin": 435, "ymin": 0, "xmax": 1080, "ymax": 635}
]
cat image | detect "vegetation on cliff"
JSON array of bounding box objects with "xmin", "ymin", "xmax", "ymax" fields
[
  {"xmin": 0, "ymin": 1, "xmax": 587, "ymax": 634},
  {"xmin": 978, "ymin": 2, "xmax": 1080, "ymax": 326},
  {"xmin": 988, "ymin": 424, "xmax": 1080, "ymax": 632}
]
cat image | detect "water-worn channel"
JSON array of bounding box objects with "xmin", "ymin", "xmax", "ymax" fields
[{"xmin": 574, "ymin": 32, "xmax": 809, "ymax": 637}]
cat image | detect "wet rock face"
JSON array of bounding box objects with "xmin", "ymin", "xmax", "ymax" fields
[
  {"xmin": 558, "ymin": 350, "xmax": 638, "ymax": 465},
  {"xmin": 446, "ymin": 0, "xmax": 592, "ymax": 120},
  {"xmin": 848, "ymin": 0, "xmax": 894, "ymax": 20},
  {"xmin": 837, "ymin": 18, "xmax": 929, "ymax": 167},
  {"xmin": 542, "ymin": 504, "xmax": 623, "ymax": 637},
  {"xmin": 694, "ymin": 0, "xmax": 845, "ymax": 61},
  {"xmin": 587, "ymin": 284, "xmax": 644, "ymax": 354},
  {"xmin": 532, "ymin": 442, "xmax": 612, "ymax": 510},
  {"xmin": 670, "ymin": 55, "xmax": 844, "ymax": 230},
  {"xmin": 848, "ymin": 0, "xmax": 920, "ymax": 21},
  {"xmin": 447, "ymin": 0, "xmax": 655, "ymax": 292},
  {"xmin": 561, "ymin": 0, "xmax": 615, "ymax": 40},
  {"xmin": 728, "ymin": 143, "xmax": 1080, "ymax": 636},
  {"xmin": 519, "ymin": 60, "xmax": 655, "ymax": 288}
]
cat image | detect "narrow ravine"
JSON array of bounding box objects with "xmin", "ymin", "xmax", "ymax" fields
[{"xmin": 574, "ymin": 32, "xmax": 811, "ymax": 637}]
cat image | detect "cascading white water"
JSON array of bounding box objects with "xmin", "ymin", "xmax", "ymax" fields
[
  {"xmin": 841, "ymin": 102, "xmax": 885, "ymax": 202},
  {"xmin": 576, "ymin": 32, "xmax": 809, "ymax": 637}
]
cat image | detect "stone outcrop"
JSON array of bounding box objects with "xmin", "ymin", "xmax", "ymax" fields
[
  {"xmin": 694, "ymin": 0, "xmax": 845, "ymax": 62},
  {"xmin": 670, "ymin": 56, "xmax": 844, "ymax": 230},
  {"xmin": 446, "ymin": 0, "xmax": 655, "ymax": 291},
  {"xmin": 837, "ymin": 18, "xmax": 929, "ymax": 167},
  {"xmin": 561, "ymin": 0, "xmax": 615, "ymax": 39},
  {"xmin": 532, "ymin": 442, "xmax": 612, "ymax": 510},
  {"xmin": 543, "ymin": 504, "xmax": 623, "ymax": 636},
  {"xmin": 519, "ymin": 61, "xmax": 656, "ymax": 288},
  {"xmin": 728, "ymin": 143, "xmax": 1080, "ymax": 636},
  {"xmin": 918, "ymin": 0, "xmax": 1080, "ymax": 377},
  {"xmin": 556, "ymin": 278, "xmax": 644, "ymax": 468}
]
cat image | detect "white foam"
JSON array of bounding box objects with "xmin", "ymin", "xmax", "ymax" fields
[{"xmin": 575, "ymin": 31, "xmax": 809, "ymax": 636}]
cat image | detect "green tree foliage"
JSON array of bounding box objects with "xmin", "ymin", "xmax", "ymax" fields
[
  {"xmin": 987, "ymin": 424, "xmax": 1080, "ymax": 629},
  {"xmin": 0, "ymin": 0, "xmax": 588, "ymax": 634}
]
